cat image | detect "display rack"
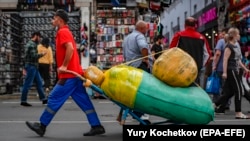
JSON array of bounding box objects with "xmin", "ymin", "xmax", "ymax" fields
[
  {"xmin": 0, "ymin": 10, "xmax": 81, "ymax": 94},
  {"xmin": 19, "ymin": 12, "xmax": 56, "ymax": 90},
  {"xmin": 95, "ymin": 8, "xmax": 136, "ymax": 70},
  {"xmin": 20, "ymin": 11, "xmax": 81, "ymax": 43},
  {"xmin": 20, "ymin": 11, "xmax": 81, "ymax": 88},
  {"xmin": 0, "ymin": 13, "xmax": 22, "ymax": 94}
]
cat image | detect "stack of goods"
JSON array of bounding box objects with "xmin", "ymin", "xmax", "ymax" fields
[
  {"xmin": 152, "ymin": 47, "xmax": 198, "ymax": 87},
  {"xmin": 84, "ymin": 47, "xmax": 214, "ymax": 124}
]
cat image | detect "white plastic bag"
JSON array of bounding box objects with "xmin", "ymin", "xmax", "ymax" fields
[{"xmin": 242, "ymin": 76, "xmax": 250, "ymax": 92}]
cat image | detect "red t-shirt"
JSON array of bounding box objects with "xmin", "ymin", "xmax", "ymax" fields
[{"xmin": 56, "ymin": 25, "xmax": 84, "ymax": 79}]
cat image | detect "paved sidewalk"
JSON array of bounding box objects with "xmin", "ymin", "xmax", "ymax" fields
[{"xmin": 0, "ymin": 92, "xmax": 44, "ymax": 100}]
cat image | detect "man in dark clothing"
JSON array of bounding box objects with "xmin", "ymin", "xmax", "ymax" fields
[
  {"xmin": 21, "ymin": 31, "xmax": 48, "ymax": 106},
  {"xmin": 169, "ymin": 17, "xmax": 211, "ymax": 85},
  {"xmin": 151, "ymin": 35, "xmax": 164, "ymax": 61}
]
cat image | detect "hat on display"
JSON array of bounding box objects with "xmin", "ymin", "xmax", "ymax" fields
[{"xmin": 55, "ymin": 9, "xmax": 69, "ymax": 23}]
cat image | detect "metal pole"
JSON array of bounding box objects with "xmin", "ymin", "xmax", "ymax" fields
[
  {"xmin": 212, "ymin": 27, "xmax": 214, "ymax": 50},
  {"xmin": 190, "ymin": 0, "xmax": 192, "ymax": 16}
]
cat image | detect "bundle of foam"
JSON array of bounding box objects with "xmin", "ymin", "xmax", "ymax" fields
[{"xmin": 84, "ymin": 59, "xmax": 214, "ymax": 124}]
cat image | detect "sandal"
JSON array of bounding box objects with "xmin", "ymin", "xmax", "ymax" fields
[{"xmin": 235, "ymin": 114, "xmax": 250, "ymax": 119}]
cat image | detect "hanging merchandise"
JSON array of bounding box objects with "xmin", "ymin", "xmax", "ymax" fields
[
  {"xmin": 80, "ymin": 44, "xmax": 88, "ymax": 57},
  {"xmin": 158, "ymin": 23, "xmax": 163, "ymax": 35},
  {"xmin": 52, "ymin": 0, "xmax": 75, "ymax": 12},
  {"xmin": 68, "ymin": 4, "xmax": 71, "ymax": 12},
  {"xmin": 111, "ymin": 0, "xmax": 120, "ymax": 7},
  {"xmin": 149, "ymin": 0, "xmax": 161, "ymax": 11},
  {"xmin": 247, "ymin": 17, "xmax": 250, "ymax": 30},
  {"xmin": 80, "ymin": 38, "xmax": 88, "ymax": 57},
  {"xmin": 89, "ymin": 43, "xmax": 97, "ymax": 64},
  {"xmin": 81, "ymin": 23, "xmax": 88, "ymax": 41},
  {"xmin": 161, "ymin": 0, "xmax": 171, "ymax": 4},
  {"xmin": 0, "ymin": 13, "xmax": 23, "ymax": 93},
  {"xmin": 238, "ymin": 5, "xmax": 250, "ymax": 28},
  {"xmin": 84, "ymin": 48, "xmax": 89, "ymax": 57},
  {"xmin": 95, "ymin": 7, "xmax": 136, "ymax": 69},
  {"xmin": 239, "ymin": 5, "xmax": 250, "ymax": 14},
  {"xmin": 80, "ymin": 22, "xmax": 89, "ymax": 57},
  {"xmin": 161, "ymin": 0, "xmax": 172, "ymax": 7},
  {"xmin": 0, "ymin": 46, "xmax": 5, "ymax": 53},
  {"xmin": 1, "ymin": 10, "xmax": 80, "ymax": 92},
  {"xmin": 155, "ymin": 15, "xmax": 163, "ymax": 36}
]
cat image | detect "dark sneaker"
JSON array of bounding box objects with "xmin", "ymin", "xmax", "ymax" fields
[
  {"xmin": 20, "ymin": 102, "xmax": 32, "ymax": 107},
  {"xmin": 83, "ymin": 125, "xmax": 105, "ymax": 136},
  {"xmin": 25, "ymin": 121, "xmax": 46, "ymax": 137},
  {"xmin": 42, "ymin": 100, "xmax": 47, "ymax": 105},
  {"xmin": 215, "ymin": 107, "xmax": 225, "ymax": 115}
]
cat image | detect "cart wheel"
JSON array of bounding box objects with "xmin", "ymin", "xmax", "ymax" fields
[{"xmin": 139, "ymin": 120, "xmax": 151, "ymax": 125}]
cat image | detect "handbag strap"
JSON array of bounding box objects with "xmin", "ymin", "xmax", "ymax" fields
[{"xmin": 212, "ymin": 71, "xmax": 217, "ymax": 77}]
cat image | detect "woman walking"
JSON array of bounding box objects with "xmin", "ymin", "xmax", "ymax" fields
[
  {"xmin": 214, "ymin": 27, "xmax": 250, "ymax": 119},
  {"xmin": 38, "ymin": 38, "xmax": 54, "ymax": 93}
]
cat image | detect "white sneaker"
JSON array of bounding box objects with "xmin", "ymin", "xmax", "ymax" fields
[{"xmin": 141, "ymin": 114, "xmax": 150, "ymax": 120}]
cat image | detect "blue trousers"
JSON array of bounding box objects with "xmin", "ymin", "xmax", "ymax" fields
[
  {"xmin": 21, "ymin": 64, "xmax": 46, "ymax": 102},
  {"xmin": 40, "ymin": 77, "xmax": 101, "ymax": 126}
]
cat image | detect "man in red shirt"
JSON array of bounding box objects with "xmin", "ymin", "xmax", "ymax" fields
[
  {"xmin": 169, "ymin": 17, "xmax": 211, "ymax": 85},
  {"xmin": 25, "ymin": 9, "xmax": 105, "ymax": 137}
]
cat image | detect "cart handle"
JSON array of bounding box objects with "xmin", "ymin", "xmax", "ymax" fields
[
  {"xmin": 63, "ymin": 70, "xmax": 86, "ymax": 81},
  {"xmin": 63, "ymin": 69, "xmax": 105, "ymax": 94}
]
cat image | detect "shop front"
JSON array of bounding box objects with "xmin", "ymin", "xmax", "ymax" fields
[
  {"xmin": 227, "ymin": 0, "xmax": 250, "ymax": 54},
  {"xmin": 193, "ymin": 2, "xmax": 218, "ymax": 51},
  {"xmin": 0, "ymin": 0, "xmax": 90, "ymax": 94}
]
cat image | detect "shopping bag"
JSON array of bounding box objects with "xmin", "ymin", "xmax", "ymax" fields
[
  {"xmin": 242, "ymin": 76, "xmax": 250, "ymax": 92},
  {"xmin": 245, "ymin": 71, "xmax": 250, "ymax": 84},
  {"xmin": 242, "ymin": 72, "xmax": 250, "ymax": 92},
  {"xmin": 205, "ymin": 71, "xmax": 220, "ymax": 94}
]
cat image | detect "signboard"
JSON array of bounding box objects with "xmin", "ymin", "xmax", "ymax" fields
[
  {"xmin": 198, "ymin": 7, "xmax": 217, "ymax": 27},
  {"xmin": 192, "ymin": 2, "xmax": 218, "ymax": 32}
]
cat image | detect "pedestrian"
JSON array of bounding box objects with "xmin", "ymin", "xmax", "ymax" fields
[
  {"xmin": 212, "ymin": 28, "xmax": 231, "ymax": 109},
  {"xmin": 169, "ymin": 17, "xmax": 211, "ymax": 86},
  {"xmin": 214, "ymin": 27, "xmax": 250, "ymax": 119},
  {"xmin": 25, "ymin": 9, "xmax": 105, "ymax": 137},
  {"xmin": 21, "ymin": 31, "xmax": 48, "ymax": 107},
  {"xmin": 38, "ymin": 38, "xmax": 54, "ymax": 93},
  {"xmin": 151, "ymin": 34, "xmax": 164, "ymax": 62},
  {"xmin": 122, "ymin": 20, "xmax": 153, "ymax": 120}
]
